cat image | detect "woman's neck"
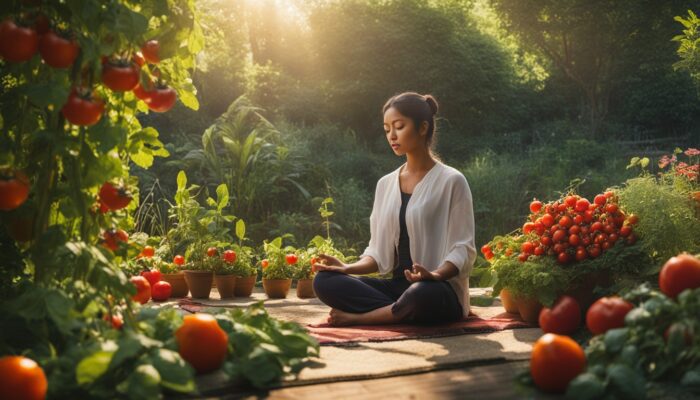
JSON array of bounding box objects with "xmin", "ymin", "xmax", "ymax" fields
[{"xmin": 404, "ymin": 150, "xmax": 436, "ymax": 174}]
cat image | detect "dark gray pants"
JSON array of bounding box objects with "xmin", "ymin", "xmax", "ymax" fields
[{"xmin": 313, "ymin": 271, "xmax": 464, "ymax": 325}]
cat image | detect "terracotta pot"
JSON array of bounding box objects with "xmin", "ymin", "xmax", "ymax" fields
[
  {"xmin": 234, "ymin": 275, "xmax": 256, "ymax": 297},
  {"xmin": 517, "ymin": 295, "xmax": 543, "ymax": 325},
  {"xmin": 183, "ymin": 270, "xmax": 213, "ymax": 299},
  {"xmin": 162, "ymin": 273, "xmax": 189, "ymax": 298},
  {"xmin": 499, "ymin": 288, "xmax": 519, "ymax": 314},
  {"xmin": 214, "ymin": 274, "xmax": 237, "ymax": 299},
  {"xmin": 262, "ymin": 278, "xmax": 292, "ymax": 298},
  {"xmin": 296, "ymin": 278, "xmax": 316, "ymax": 298}
]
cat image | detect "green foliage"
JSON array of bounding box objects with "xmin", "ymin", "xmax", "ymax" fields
[
  {"xmin": 673, "ymin": 9, "xmax": 700, "ymax": 91},
  {"xmin": 617, "ymin": 153, "xmax": 700, "ymax": 265}
]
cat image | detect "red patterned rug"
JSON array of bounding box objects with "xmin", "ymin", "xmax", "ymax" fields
[{"xmin": 305, "ymin": 312, "xmax": 533, "ymax": 345}]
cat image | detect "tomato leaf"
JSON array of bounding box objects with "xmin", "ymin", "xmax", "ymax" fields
[
  {"xmin": 566, "ymin": 372, "xmax": 606, "ymax": 400},
  {"xmin": 76, "ymin": 350, "xmax": 115, "ymax": 385}
]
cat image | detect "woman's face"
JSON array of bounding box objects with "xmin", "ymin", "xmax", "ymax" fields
[{"xmin": 383, "ymin": 106, "xmax": 428, "ymax": 156}]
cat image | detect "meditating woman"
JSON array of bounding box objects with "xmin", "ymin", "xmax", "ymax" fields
[{"xmin": 312, "ymin": 91, "xmax": 476, "ymax": 327}]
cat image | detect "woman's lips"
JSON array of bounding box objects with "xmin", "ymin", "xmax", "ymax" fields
[{"xmin": 391, "ymin": 144, "xmax": 400, "ymax": 148}]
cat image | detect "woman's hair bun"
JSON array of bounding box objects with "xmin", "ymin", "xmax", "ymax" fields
[{"xmin": 424, "ymin": 94, "xmax": 438, "ymax": 115}]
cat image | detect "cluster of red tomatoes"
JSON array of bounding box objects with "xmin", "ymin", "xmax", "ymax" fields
[
  {"xmin": 260, "ymin": 253, "xmax": 299, "ymax": 269},
  {"xmin": 206, "ymin": 246, "xmax": 238, "ymax": 264},
  {"xmin": 530, "ymin": 252, "xmax": 700, "ymax": 394},
  {"xmin": 0, "ymin": 15, "xmax": 177, "ymax": 128},
  {"xmin": 482, "ymin": 191, "xmax": 639, "ymax": 265}
]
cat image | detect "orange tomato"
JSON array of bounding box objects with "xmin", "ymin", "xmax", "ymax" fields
[
  {"xmin": 175, "ymin": 313, "xmax": 229, "ymax": 374},
  {"xmin": 530, "ymin": 333, "xmax": 586, "ymax": 393},
  {"xmin": 0, "ymin": 356, "xmax": 47, "ymax": 400}
]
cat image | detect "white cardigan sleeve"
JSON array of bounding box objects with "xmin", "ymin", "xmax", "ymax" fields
[
  {"xmin": 360, "ymin": 178, "xmax": 391, "ymax": 274},
  {"xmin": 442, "ymin": 174, "xmax": 477, "ymax": 275}
]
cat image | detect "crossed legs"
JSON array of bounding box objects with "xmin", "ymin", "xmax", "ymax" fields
[{"xmin": 313, "ymin": 271, "xmax": 463, "ymax": 326}]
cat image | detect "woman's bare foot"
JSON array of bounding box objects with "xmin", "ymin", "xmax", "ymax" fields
[{"xmin": 327, "ymin": 308, "xmax": 360, "ymax": 326}]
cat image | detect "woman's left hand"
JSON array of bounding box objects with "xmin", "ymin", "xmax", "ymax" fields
[{"xmin": 404, "ymin": 263, "xmax": 440, "ymax": 282}]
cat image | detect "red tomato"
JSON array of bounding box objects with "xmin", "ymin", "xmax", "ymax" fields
[
  {"xmin": 539, "ymin": 296, "xmax": 581, "ymax": 335},
  {"xmin": 102, "ymin": 229, "xmax": 128, "ymax": 251},
  {"xmin": 557, "ymin": 252, "xmax": 570, "ymax": 265},
  {"xmin": 568, "ymin": 234, "xmax": 580, "ymax": 246},
  {"xmin": 627, "ymin": 214, "xmax": 639, "ymax": 225},
  {"xmin": 574, "ymin": 199, "xmax": 589, "ymax": 212},
  {"xmin": 540, "ymin": 236, "xmax": 552, "ymax": 247},
  {"xmin": 223, "ymin": 250, "xmax": 237, "ymax": 263},
  {"xmin": 130, "ymin": 275, "xmax": 151, "ymax": 304},
  {"xmin": 583, "ymin": 210, "xmax": 594, "ymax": 223},
  {"xmin": 207, "ymin": 247, "xmax": 218, "ymax": 257},
  {"xmin": 534, "ymin": 246, "xmax": 545, "ymax": 256},
  {"xmin": 530, "ymin": 333, "xmax": 586, "ymax": 393},
  {"xmin": 586, "ymin": 296, "xmax": 634, "ymax": 335},
  {"xmin": 173, "ymin": 255, "xmax": 185, "ymax": 265},
  {"xmin": 564, "ymin": 196, "xmax": 577, "ymax": 208},
  {"xmin": 140, "ymin": 269, "xmax": 162, "ymax": 287},
  {"xmin": 530, "ymin": 200, "xmax": 543, "ymax": 213},
  {"xmin": 261, "ymin": 259, "xmax": 270, "ymax": 268},
  {"xmin": 39, "ymin": 31, "xmax": 78, "ymax": 68},
  {"xmin": 605, "ymin": 203, "xmax": 618, "ymax": 214},
  {"xmin": 590, "ymin": 221, "xmax": 603, "ymax": 232},
  {"xmin": 541, "ymin": 214, "xmax": 554, "ymax": 227},
  {"xmin": 99, "ymin": 182, "xmax": 132, "ymax": 210},
  {"xmin": 141, "ymin": 39, "xmax": 160, "ymax": 63},
  {"xmin": 594, "ymin": 194, "xmax": 607, "ymax": 206},
  {"xmin": 147, "ymin": 86, "xmax": 177, "ymax": 112},
  {"xmin": 588, "ymin": 245, "xmax": 601, "ymax": 258},
  {"xmin": 619, "ymin": 226, "xmax": 632, "ymax": 237},
  {"xmin": 61, "ymin": 88, "xmax": 105, "ymax": 126},
  {"xmin": 133, "ymin": 83, "xmax": 153, "ymax": 102},
  {"xmin": 604, "ymin": 191, "xmax": 614, "ymax": 198},
  {"xmin": 659, "ymin": 253, "xmax": 700, "ymax": 298},
  {"xmin": 573, "ymin": 214, "xmax": 584, "ymax": 225},
  {"xmin": 0, "ymin": 170, "xmax": 30, "ymax": 211},
  {"xmin": 480, "ymin": 244, "xmax": 491, "ymax": 254},
  {"xmin": 141, "ymin": 245, "xmax": 155, "ymax": 258},
  {"xmin": 523, "ymin": 222, "xmax": 535, "ymax": 234},
  {"xmin": 286, "ymin": 253, "xmax": 299, "ymax": 265},
  {"xmin": 575, "ymin": 248, "xmax": 587, "ymax": 261},
  {"xmin": 664, "ymin": 322, "xmax": 693, "ymax": 346},
  {"xmin": 521, "ymin": 242, "xmax": 534, "ymax": 254},
  {"xmin": 0, "ymin": 19, "xmax": 39, "ymax": 62},
  {"xmin": 33, "ymin": 13, "xmax": 50, "ymax": 35},
  {"xmin": 558, "ymin": 216, "xmax": 573, "ymax": 228},
  {"xmin": 552, "ymin": 229, "xmax": 566, "ymax": 243},
  {"xmin": 104, "ymin": 313, "xmax": 123, "ymax": 330},
  {"xmin": 0, "ymin": 355, "xmax": 48, "ymax": 400},
  {"xmin": 151, "ymin": 281, "xmax": 172, "ymax": 302},
  {"xmin": 102, "ymin": 60, "xmax": 140, "ymax": 91}
]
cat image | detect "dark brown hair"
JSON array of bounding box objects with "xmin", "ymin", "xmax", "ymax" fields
[{"xmin": 382, "ymin": 91, "xmax": 441, "ymax": 160}]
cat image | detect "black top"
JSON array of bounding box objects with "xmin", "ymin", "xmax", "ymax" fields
[{"xmin": 393, "ymin": 190, "xmax": 413, "ymax": 279}]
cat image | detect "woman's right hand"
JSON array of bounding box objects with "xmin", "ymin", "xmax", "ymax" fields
[{"xmin": 311, "ymin": 253, "xmax": 348, "ymax": 274}]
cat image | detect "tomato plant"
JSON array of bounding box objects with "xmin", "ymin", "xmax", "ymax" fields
[{"xmin": 223, "ymin": 249, "xmax": 237, "ymax": 263}]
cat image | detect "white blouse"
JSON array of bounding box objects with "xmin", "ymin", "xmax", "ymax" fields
[{"xmin": 360, "ymin": 160, "xmax": 477, "ymax": 317}]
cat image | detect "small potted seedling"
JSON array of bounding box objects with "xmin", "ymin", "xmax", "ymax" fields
[
  {"xmin": 261, "ymin": 237, "xmax": 294, "ymax": 298},
  {"xmin": 182, "ymin": 242, "xmax": 215, "ymax": 299},
  {"xmin": 213, "ymin": 247, "xmax": 237, "ymax": 299}
]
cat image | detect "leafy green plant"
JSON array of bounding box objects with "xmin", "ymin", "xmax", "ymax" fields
[
  {"xmin": 261, "ymin": 237, "xmax": 295, "ymax": 280},
  {"xmin": 618, "ymin": 149, "xmax": 700, "ymax": 266}
]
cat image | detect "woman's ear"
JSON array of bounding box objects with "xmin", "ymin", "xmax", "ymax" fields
[{"xmin": 419, "ymin": 121, "xmax": 429, "ymax": 137}]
